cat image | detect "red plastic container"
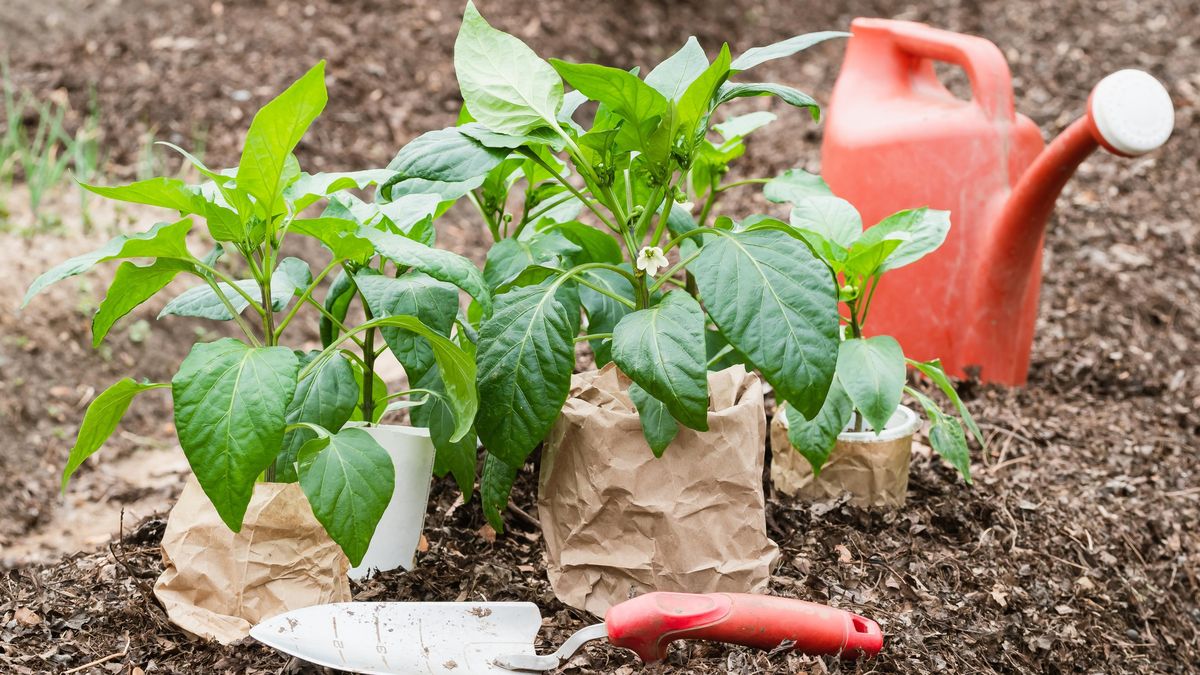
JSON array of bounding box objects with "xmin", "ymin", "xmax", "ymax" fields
[{"xmin": 821, "ymin": 18, "xmax": 1173, "ymax": 384}]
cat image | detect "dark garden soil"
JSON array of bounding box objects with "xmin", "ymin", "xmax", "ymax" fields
[{"xmin": 2, "ymin": 0, "xmax": 1199, "ymax": 673}]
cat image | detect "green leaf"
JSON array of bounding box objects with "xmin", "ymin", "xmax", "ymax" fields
[
  {"xmin": 844, "ymin": 233, "xmax": 908, "ymax": 279},
  {"xmin": 931, "ymin": 417, "xmax": 972, "ymax": 483},
  {"xmin": 481, "ymin": 452, "xmax": 519, "ymax": 532},
  {"xmin": 61, "ymin": 379, "xmax": 168, "ymax": 492},
  {"xmin": 172, "ymin": 339, "xmax": 300, "ymax": 530},
  {"xmin": 612, "ymin": 291, "xmax": 709, "ymax": 431},
  {"xmin": 372, "ymin": 194, "xmax": 444, "ymax": 240},
  {"xmin": 365, "ymin": 315, "xmax": 478, "ymax": 444},
  {"xmin": 297, "ymin": 426, "xmax": 394, "ymax": 566},
  {"xmin": 789, "ymin": 196, "xmax": 862, "ymax": 249},
  {"xmin": 285, "ymin": 169, "xmax": 397, "ymax": 212},
  {"xmin": 361, "ymin": 227, "xmax": 493, "ymax": 316},
  {"xmin": 23, "ymin": 219, "xmax": 195, "ymax": 306},
  {"xmin": 856, "ymin": 208, "xmax": 951, "ymax": 272},
  {"xmin": 645, "ymin": 37, "xmax": 710, "ymax": 100},
  {"xmin": 908, "ymin": 387, "xmax": 972, "ymax": 484},
  {"xmin": 713, "ymin": 111, "xmax": 777, "ymax": 142},
  {"xmin": 782, "ymin": 380, "xmax": 853, "ymax": 475},
  {"xmin": 837, "ymin": 336, "xmax": 906, "ymax": 433},
  {"xmin": 236, "ymin": 61, "xmax": 328, "ymax": 219},
  {"xmin": 578, "ymin": 268, "xmax": 634, "ymax": 365},
  {"xmin": 675, "ymin": 44, "xmax": 732, "ymax": 141},
  {"xmin": 475, "ymin": 282, "xmax": 577, "ymax": 468},
  {"xmin": 540, "ymin": 221, "xmax": 623, "ymax": 265},
  {"xmin": 411, "ymin": 365, "xmax": 477, "ymax": 500},
  {"xmin": 290, "ymin": 217, "xmax": 376, "ymax": 263},
  {"xmin": 354, "ymin": 272, "xmax": 460, "ymax": 382},
  {"xmin": 387, "ymin": 124, "xmax": 509, "ymax": 183},
  {"xmin": 730, "ymin": 32, "xmax": 850, "ymax": 71},
  {"xmin": 763, "ymin": 169, "xmax": 831, "ymax": 204},
  {"xmin": 159, "ymin": 262, "xmax": 300, "ymax": 321},
  {"xmin": 550, "ymin": 60, "xmax": 668, "ymax": 122},
  {"xmin": 628, "ymin": 382, "xmax": 679, "ymax": 457},
  {"xmin": 380, "ymin": 174, "xmax": 483, "ymax": 204},
  {"xmin": 92, "ymin": 259, "xmax": 192, "ymax": 347},
  {"xmin": 907, "ymin": 358, "xmax": 984, "ymax": 446},
  {"xmin": 483, "ymin": 233, "xmax": 580, "ymax": 290},
  {"xmin": 459, "ymin": 124, "xmax": 566, "ymax": 151},
  {"xmin": 276, "ymin": 257, "xmax": 313, "ymax": 292},
  {"xmin": 81, "ymin": 176, "xmax": 202, "ymax": 212},
  {"xmin": 277, "ymin": 351, "xmax": 359, "ymax": 483},
  {"xmin": 80, "ymin": 177, "xmax": 244, "ymax": 241},
  {"xmin": 716, "ymin": 83, "xmax": 821, "ymax": 120},
  {"xmin": 550, "ymin": 59, "xmax": 667, "ymax": 155},
  {"xmin": 320, "ymin": 270, "xmax": 356, "ymax": 348},
  {"xmin": 690, "ymin": 229, "xmax": 838, "ymax": 418},
  {"xmin": 454, "ymin": 1, "xmax": 563, "ymax": 136}
]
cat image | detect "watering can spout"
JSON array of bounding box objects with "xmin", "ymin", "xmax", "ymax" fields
[{"xmin": 982, "ymin": 69, "xmax": 1174, "ymax": 294}]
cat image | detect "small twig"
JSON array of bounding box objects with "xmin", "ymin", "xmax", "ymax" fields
[
  {"xmin": 64, "ymin": 633, "xmax": 129, "ymax": 673},
  {"xmin": 506, "ymin": 503, "xmax": 541, "ymax": 531},
  {"xmin": 978, "ymin": 455, "xmax": 1034, "ymax": 475}
]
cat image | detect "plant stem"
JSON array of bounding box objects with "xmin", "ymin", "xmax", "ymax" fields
[
  {"xmin": 467, "ymin": 190, "xmax": 500, "ymax": 240},
  {"xmin": 696, "ymin": 184, "xmax": 717, "ymax": 229},
  {"xmin": 302, "ymin": 296, "xmax": 366, "ymax": 348},
  {"xmin": 715, "ymin": 177, "xmax": 770, "ymax": 192},
  {"xmin": 192, "ymin": 260, "xmax": 266, "ymax": 315},
  {"xmin": 707, "ymin": 343, "xmax": 734, "ymax": 368},
  {"xmin": 647, "ymin": 248, "xmax": 702, "ymax": 293},
  {"xmin": 381, "ymin": 388, "xmax": 437, "ymax": 402},
  {"xmin": 201, "ymin": 275, "xmax": 261, "ymax": 347},
  {"xmin": 360, "ymin": 303, "xmax": 378, "ymax": 425},
  {"xmin": 571, "ymin": 272, "xmax": 637, "ymax": 310},
  {"xmin": 519, "ymin": 148, "xmax": 621, "ymax": 234},
  {"xmin": 273, "ymin": 258, "xmax": 340, "ymax": 340},
  {"xmin": 650, "ymin": 174, "xmax": 683, "ymax": 247},
  {"xmin": 858, "ymin": 275, "xmax": 880, "ymax": 329},
  {"xmin": 574, "ymin": 332, "xmax": 613, "ymax": 343},
  {"xmin": 661, "ymin": 224, "xmax": 729, "ymax": 253},
  {"xmin": 514, "ymin": 192, "xmax": 575, "ymax": 237}
]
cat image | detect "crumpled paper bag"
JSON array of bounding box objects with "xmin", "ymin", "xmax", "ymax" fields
[
  {"xmin": 539, "ymin": 364, "xmax": 779, "ymax": 616},
  {"xmin": 770, "ymin": 406, "xmax": 912, "ymax": 506},
  {"xmin": 154, "ymin": 478, "xmax": 351, "ymax": 644}
]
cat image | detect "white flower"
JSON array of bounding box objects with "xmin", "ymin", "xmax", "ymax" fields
[{"xmin": 636, "ymin": 246, "xmax": 669, "ymax": 277}]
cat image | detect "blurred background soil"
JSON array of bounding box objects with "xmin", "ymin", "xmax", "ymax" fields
[{"xmin": 0, "ymin": 0, "xmax": 1197, "ymax": 672}]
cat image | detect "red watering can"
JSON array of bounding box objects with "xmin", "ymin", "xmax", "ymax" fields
[{"xmin": 820, "ymin": 18, "xmax": 1174, "ymax": 385}]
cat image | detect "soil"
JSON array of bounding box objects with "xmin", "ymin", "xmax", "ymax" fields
[{"xmin": 2, "ymin": 0, "xmax": 1199, "ymax": 673}]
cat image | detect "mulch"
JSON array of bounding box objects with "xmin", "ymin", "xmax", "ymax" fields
[{"xmin": 1, "ymin": 0, "xmax": 1198, "ymax": 672}]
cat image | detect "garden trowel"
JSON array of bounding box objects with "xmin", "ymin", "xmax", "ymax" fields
[{"xmin": 250, "ymin": 592, "xmax": 883, "ymax": 674}]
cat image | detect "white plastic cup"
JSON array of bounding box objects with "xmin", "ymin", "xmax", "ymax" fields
[{"xmin": 349, "ymin": 425, "xmax": 437, "ymax": 580}]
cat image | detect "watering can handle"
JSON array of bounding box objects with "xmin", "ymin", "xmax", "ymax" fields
[{"xmin": 853, "ymin": 18, "xmax": 1015, "ymax": 123}]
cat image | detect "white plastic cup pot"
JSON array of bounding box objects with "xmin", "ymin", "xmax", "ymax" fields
[{"xmin": 349, "ymin": 424, "xmax": 437, "ymax": 580}]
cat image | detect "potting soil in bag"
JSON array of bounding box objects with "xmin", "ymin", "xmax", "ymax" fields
[
  {"xmin": 539, "ymin": 363, "xmax": 779, "ymax": 616},
  {"xmin": 154, "ymin": 478, "xmax": 351, "ymax": 644}
]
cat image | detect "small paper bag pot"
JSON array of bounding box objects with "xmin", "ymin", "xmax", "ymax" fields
[
  {"xmin": 154, "ymin": 478, "xmax": 351, "ymax": 645},
  {"xmin": 771, "ymin": 404, "xmax": 917, "ymax": 507},
  {"xmin": 539, "ymin": 363, "xmax": 779, "ymax": 616}
]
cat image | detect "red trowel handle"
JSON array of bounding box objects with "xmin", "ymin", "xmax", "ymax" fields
[{"xmin": 604, "ymin": 592, "xmax": 883, "ymax": 663}]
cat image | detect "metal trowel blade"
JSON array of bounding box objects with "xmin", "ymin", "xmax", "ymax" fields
[{"xmin": 250, "ymin": 601, "xmax": 544, "ymax": 674}]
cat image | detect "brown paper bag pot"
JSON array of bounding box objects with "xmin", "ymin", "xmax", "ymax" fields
[
  {"xmin": 539, "ymin": 363, "xmax": 779, "ymax": 616},
  {"xmin": 771, "ymin": 404, "xmax": 918, "ymax": 507},
  {"xmin": 154, "ymin": 478, "xmax": 351, "ymax": 645}
]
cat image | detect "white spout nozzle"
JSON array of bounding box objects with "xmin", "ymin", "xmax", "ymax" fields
[{"xmin": 1089, "ymin": 69, "xmax": 1174, "ymax": 156}]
